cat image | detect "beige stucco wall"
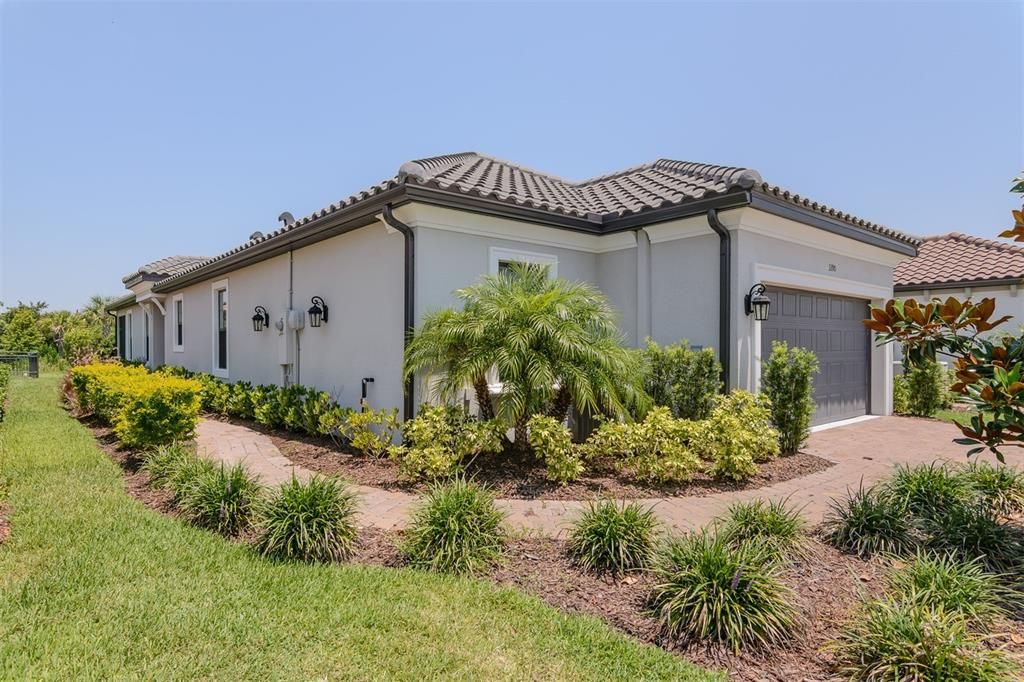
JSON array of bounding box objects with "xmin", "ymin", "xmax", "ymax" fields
[
  {"xmin": 158, "ymin": 224, "xmax": 405, "ymax": 412},
  {"xmin": 117, "ymin": 199, "xmax": 908, "ymax": 423}
]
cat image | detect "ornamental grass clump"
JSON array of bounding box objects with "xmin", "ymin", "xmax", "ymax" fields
[
  {"xmin": 649, "ymin": 531, "xmax": 797, "ymax": 654},
  {"xmin": 402, "ymin": 477, "xmax": 505, "ymax": 575},
  {"xmin": 886, "ymin": 462, "xmax": 973, "ymax": 520},
  {"xmin": 168, "ymin": 454, "xmax": 217, "ymax": 503},
  {"xmin": 922, "ymin": 501, "xmax": 1024, "ymax": 573},
  {"xmin": 823, "ymin": 483, "xmax": 915, "ymax": 559},
  {"xmin": 959, "ymin": 460, "xmax": 1024, "ymax": 518},
  {"xmin": 833, "ymin": 598, "xmax": 1014, "ymax": 682},
  {"xmin": 141, "ymin": 442, "xmax": 195, "ymax": 489},
  {"xmin": 888, "ymin": 553, "xmax": 1012, "ymax": 626},
  {"xmin": 567, "ymin": 500, "xmax": 658, "ymax": 575},
  {"xmin": 717, "ymin": 498, "xmax": 806, "ymax": 561},
  {"xmin": 179, "ymin": 462, "xmax": 263, "ymax": 536},
  {"xmin": 254, "ymin": 475, "xmax": 358, "ymax": 563}
]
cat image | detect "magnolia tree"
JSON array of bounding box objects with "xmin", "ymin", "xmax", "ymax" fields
[{"xmin": 866, "ymin": 174, "xmax": 1024, "ymax": 460}]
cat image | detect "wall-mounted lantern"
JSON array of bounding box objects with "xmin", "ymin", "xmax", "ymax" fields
[
  {"xmin": 307, "ymin": 296, "xmax": 328, "ymax": 328},
  {"xmin": 745, "ymin": 283, "xmax": 772, "ymax": 322},
  {"xmin": 252, "ymin": 306, "xmax": 270, "ymax": 332}
]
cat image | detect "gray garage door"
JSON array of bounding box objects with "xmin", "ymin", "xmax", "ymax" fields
[{"xmin": 761, "ymin": 287, "xmax": 870, "ymax": 425}]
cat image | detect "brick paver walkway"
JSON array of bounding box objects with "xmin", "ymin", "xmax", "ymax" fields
[{"xmin": 196, "ymin": 416, "xmax": 990, "ymax": 536}]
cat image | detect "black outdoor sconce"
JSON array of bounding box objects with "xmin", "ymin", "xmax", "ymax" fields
[
  {"xmin": 307, "ymin": 296, "xmax": 329, "ymax": 327},
  {"xmin": 744, "ymin": 283, "xmax": 772, "ymax": 322},
  {"xmin": 252, "ymin": 306, "xmax": 270, "ymax": 332}
]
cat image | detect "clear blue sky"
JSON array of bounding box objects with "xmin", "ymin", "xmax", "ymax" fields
[{"xmin": 2, "ymin": 1, "xmax": 1021, "ymax": 310}]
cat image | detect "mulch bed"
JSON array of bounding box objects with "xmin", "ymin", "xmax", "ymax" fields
[
  {"xmin": 210, "ymin": 414, "xmax": 834, "ymax": 501},
  {"xmin": 83, "ymin": 417, "xmax": 1024, "ymax": 681}
]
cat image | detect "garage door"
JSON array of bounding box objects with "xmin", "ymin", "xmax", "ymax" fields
[{"xmin": 760, "ymin": 287, "xmax": 870, "ymax": 425}]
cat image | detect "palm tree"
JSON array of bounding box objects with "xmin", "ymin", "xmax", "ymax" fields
[{"xmin": 405, "ymin": 263, "xmax": 647, "ymax": 449}]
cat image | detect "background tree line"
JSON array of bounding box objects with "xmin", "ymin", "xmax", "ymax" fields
[{"xmin": 0, "ymin": 296, "xmax": 115, "ymax": 364}]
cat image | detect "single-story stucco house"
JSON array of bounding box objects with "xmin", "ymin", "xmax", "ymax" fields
[{"xmin": 107, "ymin": 152, "xmax": 920, "ymax": 426}]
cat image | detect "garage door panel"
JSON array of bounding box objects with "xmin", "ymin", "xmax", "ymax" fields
[{"xmin": 762, "ymin": 287, "xmax": 870, "ymax": 425}]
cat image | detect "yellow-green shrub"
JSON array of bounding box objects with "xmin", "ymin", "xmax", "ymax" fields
[
  {"xmin": 527, "ymin": 415, "xmax": 584, "ymax": 484},
  {"xmin": 391, "ymin": 405, "xmax": 504, "ymax": 479},
  {"xmin": 694, "ymin": 391, "xmax": 780, "ymax": 481},
  {"xmin": 583, "ymin": 406, "xmax": 702, "ymax": 483},
  {"xmin": 70, "ymin": 363, "xmax": 201, "ymax": 448}
]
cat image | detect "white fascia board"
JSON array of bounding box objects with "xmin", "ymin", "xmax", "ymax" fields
[
  {"xmin": 399, "ymin": 203, "xmax": 636, "ymax": 254},
  {"xmin": 736, "ymin": 207, "xmax": 908, "ymax": 268},
  {"xmin": 753, "ymin": 262, "xmax": 893, "ymax": 302},
  {"xmin": 642, "ymin": 215, "xmax": 715, "ymax": 244}
]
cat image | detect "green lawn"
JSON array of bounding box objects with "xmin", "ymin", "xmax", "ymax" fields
[
  {"xmin": 0, "ymin": 375, "xmax": 718, "ymax": 681},
  {"xmin": 934, "ymin": 408, "xmax": 993, "ymax": 427}
]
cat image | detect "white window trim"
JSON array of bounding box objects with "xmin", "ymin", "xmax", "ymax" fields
[
  {"xmin": 211, "ymin": 279, "xmax": 229, "ymax": 378},
  {"xmin": 488, "ymin": 247, "xmax": 558, "ymax": 277},
  {"xmin": 172, "ymin": 293, "xmax": 185, "ymax": 353}
]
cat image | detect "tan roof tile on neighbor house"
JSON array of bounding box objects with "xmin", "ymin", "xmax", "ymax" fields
[{"xmin": 893, "ymin": 232, "xmax": 1024, "ymax": 288}]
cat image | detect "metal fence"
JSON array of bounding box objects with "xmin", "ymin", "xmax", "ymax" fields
[{"xmin": 0, "ymin": 352, "xmax": 39, "ymax": 378}]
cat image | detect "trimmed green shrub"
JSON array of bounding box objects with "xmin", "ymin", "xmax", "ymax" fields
[
  {"xmin": 892, "ymin": 373, "xmax": 911, "ymax": 414},
  {"xmin": 71, "ymin": 363, "xmax": 202, "ymax": 448},
  {"xmin": 694, "ymin": 391, "xmax": 780, "ymax": 481},
  {"xmin": 180, "ymin": 462, "xmax": 263, "ymax": 536},
  {"xmin": 922, "ymin": 501, "xmax": 1024, "ymax": 573},
  {"xmin": 141, "ymin": 442, "xmax": 195, "ymax": 488},
  {"xmin": 888, "ymin": 553, "xmax": 1012, "ymax": 626},
  {"xmin": 527, "ymin": 414, "xmax": 584, "ymax": 484},
  {"xmin": 650, "ymin": 531, "xmax": 797, "ymax": 654},
  {"xmin": 640, "ymin": 339, "xmax": 721, "ymax": 420},
  {"xmin": 824, "ymin": 483, "xmax": 915, "ymax": 558},
  {"xmin": 833, "ymin": 598, "xmax": 1014, "ymax": 682},
  {"xmin": 582, "ymin": 407, "xmax": 702, "ymax": 483},
  {"xmin": 225, "ymin": 380, "xmax": 255, "ymax": 419},
  {"xmin": 717, "ymin": 498, "xmax": 805, "ymax": 560},
  {"xmin": 113, "ymin": 379, "xmax": 202, "ymax": 449},
  {"xmin": 903, "ymin": 359, "xmax": 949, "ymax": 417},
  {"xmin": 959, "ymin": 461, "xmax": 1024, "ymax": 517},
  {"xmin": 402, "ymin": 477, "xmax": 505, "ymax": 575},
  {"xmin": 567, "ymin": 500, "xmax": 657, "ymax": 574},
  {"xmin": 255, "ymin": 475, "xmax": 359, "ymax": 563},
  {"xmin": 759, "ymin": 341, "xmax": 819, "ymax": 453},
  {"xmin": 886, "ymin": 462, "xmax": 974, "ymax": 519},
  {"xmin": 391, "ymin": 405, "xmax": 504, "ymax": 480}
]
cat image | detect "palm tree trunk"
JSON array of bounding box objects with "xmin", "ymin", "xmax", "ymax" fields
[
  {"xmin": 472, "ymin": 376, "xmax": 495, "ymax": 421},
  {"xmin": 514, "ymin": 416, "xmax": 529, "ymax": 451},
  {"xmin": 548, "ymin": 386, "xmax": 572, "ymax": 423}
]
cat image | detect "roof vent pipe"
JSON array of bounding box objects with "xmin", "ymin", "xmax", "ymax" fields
[{"xmin": 278, "ymin": 211, "xmax": 295, "ymax": 227}]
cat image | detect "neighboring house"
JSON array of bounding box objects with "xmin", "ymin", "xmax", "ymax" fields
[
  {"xmin": 107, "ymin": 152, "xmax": 919, "ymax": 426},
  {"xmin": 894, "ymin": 232, "xmax": 1024, "ymax": 323},
  {"xmin": 893, "ymin": 232, "xmax": 1024, "ymax": 367},
  {"xmin": 108, "ymin": 256, "xmax": 210, "ymax": 366}
]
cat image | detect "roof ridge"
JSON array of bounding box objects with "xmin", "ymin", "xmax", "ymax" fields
[
  {"xmin": 936, "ymin": 231, "xmax": 1024, "ymax": 253},
  {"xmin": 399, "ymin": 152, "xmax": 579, "ymax": 186}
]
